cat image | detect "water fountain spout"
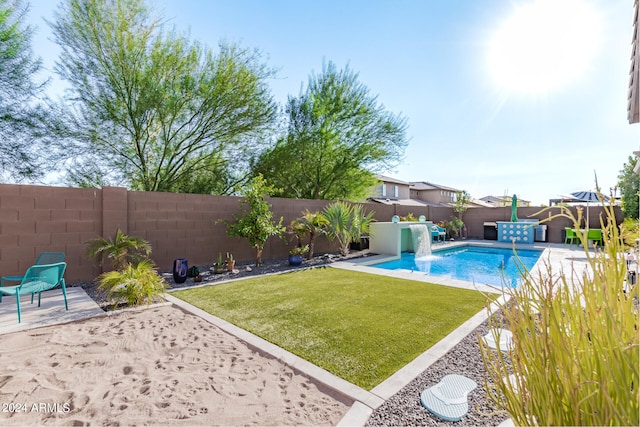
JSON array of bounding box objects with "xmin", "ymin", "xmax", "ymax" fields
[{"xmin": 409, "ymin": 224, "xmax": 432, "ymax": 257}]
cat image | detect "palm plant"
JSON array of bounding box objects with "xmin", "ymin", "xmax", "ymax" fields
[
  {"xmin": 322, "ymin": 201, "xmax": 355, "ymax": 256},
  {"xmin": 290, "ymin": 209, "xmax": 329, "ymax": 259},
  {"xmin": 98, "ymin": 259, "xmax": 167, "ymax": 308},
  {"xmin": 322, "ymin": 202, "xmax": 373, "ymax": 256},
  {"xmin": 86, "ymin": 229, "xmax": 152, "ymax": 271},
  {"xmin": 351, "ymin": 204, "xmax": 375, "ymax": 246}
]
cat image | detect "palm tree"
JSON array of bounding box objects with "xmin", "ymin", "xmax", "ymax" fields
[
  {"xmin": 322, "ymin": 202, "xmax": 358, "ymax": 256},
  {"xmin": 86, "ymin": 229, "xmax": 152, "ymax": 271},
  {"xmin": 291, "ymin": 210, "xmax": 329, "ymax": 259}
]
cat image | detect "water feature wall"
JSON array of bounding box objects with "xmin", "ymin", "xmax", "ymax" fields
[
  {"xmin": 370, "ymin": 221, "xmax": 433, "ymax": 257},
  {"xmin": 409, "ymin": 224, "xmax": 432, "ymax": 257}
]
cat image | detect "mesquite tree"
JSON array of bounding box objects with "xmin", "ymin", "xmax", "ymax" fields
[
  {"xmin": 51, "ymin": 0, "xmax": 276, "ymax": 192},
  {"xmin": 253, "ymin": 61, "xmax": 407, "ymax": 201}
]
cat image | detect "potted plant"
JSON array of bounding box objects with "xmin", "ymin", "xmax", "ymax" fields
[
  {"xmin": 288, "ymin": 245, "xmax": 309, "ymax": 266},
  {"xmin": 225, "ymin": 252, "xmax": 235, "ymax": 271},
  {"xmin": 213, "ymin": 252, "xmax": 226, "ymax": 274}
]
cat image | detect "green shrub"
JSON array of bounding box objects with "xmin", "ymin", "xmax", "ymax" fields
[
  {"xmin": 620, "ymin": 217, "xmax": 640, "ymax": 249},
  {"xmin": 98, "ymin": 260, "xmax": 167, "ymax": 308},
  {"xmin": 400, "ymin": 213, "xmax": 418, "ymax": 222},
  {"xmin": 444, "ymin": 216, "xmax": 463, "ymax": 238},
  {"xmin": 480, "ymin": 202, "xmax": 638, "ymax": 426},
  {"xmin": 225, "ymin": 175, "xmax": 285, "ymax": 266}
]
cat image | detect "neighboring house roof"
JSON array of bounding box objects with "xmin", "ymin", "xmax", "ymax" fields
[
  {"xmin": 369, "ymin": 197, "xmax": 442, "ymax": 207},
  {"xmin": 629, "ymin": 0, "xmax": 639, "ymax": 124},
  {"xmin": 469, "ymin": 199, "xmax": 495, "ymax": 208},
  {"xmin": 409, "ymin": 181, "xmax": 461, "ymax": 192},
  {"xmin": 480, "ymin": 195, "xmax": 531, "ymax": 206},
  {"xmin": 479, "ymin": 195, "xmax": 504, "ymax": 204},
  {"xmin": 375, "ymin": 174, "xmax": 411, "ymax": 185}
]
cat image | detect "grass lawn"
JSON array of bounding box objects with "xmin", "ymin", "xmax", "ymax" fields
[{"xmin": 174, "ymin": 267, "xmax": 496, "ymax": 390}]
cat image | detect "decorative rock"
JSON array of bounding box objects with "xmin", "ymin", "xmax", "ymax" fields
[{"xmin": 365, "ymin": 319, "xmax": 510, "ymax": 427}]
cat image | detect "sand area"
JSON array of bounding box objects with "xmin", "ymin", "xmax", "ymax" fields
[{"xmin": 0, "ymin": 304, "xmax": 350, "ymax": 426}]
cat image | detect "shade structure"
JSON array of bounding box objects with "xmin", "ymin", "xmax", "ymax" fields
[
  {"xmin": 569, "ymin": 191, "xmax": 609, "ymax": 228},
  {"xmin": 510, "ymin": 194, "xmax": 518, "ymax": 222}
]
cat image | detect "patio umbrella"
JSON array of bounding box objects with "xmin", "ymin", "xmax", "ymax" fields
[
  {"xmin": 569, "ymin": 191, "xmax": 608, "ymax": 228},
  {"xmin": 510, "ymin": 194, "xmax": 518, "ymax": 222}
]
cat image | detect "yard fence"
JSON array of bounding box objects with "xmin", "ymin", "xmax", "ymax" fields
[{"xmin": 0, "ymin": 183, "xmax": 620, "ymax": 282}]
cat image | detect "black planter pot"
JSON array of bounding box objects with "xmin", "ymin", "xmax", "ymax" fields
[
  {"xmin": 173, "ymin": 258, "xmax": 188, "ymax": 283},
  {"xmin": 349, "ymin": 236, "xmax": 370, "ymax": 251},
  {"xmin": 288, "ymin": 255, "xmax": 303, "ymax": 266}
]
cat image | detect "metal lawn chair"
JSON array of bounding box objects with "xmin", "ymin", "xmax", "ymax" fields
[
  {"xmin": 0, "ymin": 262, "xmax": 68, "ymax": 323},
  {"xmin": 1, "ymin": 252, "xmax": 65, "ymax": 303}
]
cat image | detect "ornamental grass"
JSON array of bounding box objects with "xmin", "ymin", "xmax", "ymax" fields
[{"xmin": 481, "ymin": 201, "xmax": 639, "ymax": 426}]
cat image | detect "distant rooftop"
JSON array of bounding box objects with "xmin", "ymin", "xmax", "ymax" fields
[
  {"xmin": 375, "ymin": 175, "xmax": 411, "ymax": 185},
  {"xmin": 480, "ymin": 195, "xmax": 531, "ymax": 206},
  {"xmin": 409, "ymin": 181, "xmax": 461, "ymax": 192},
  {"xmin": 368, "ymin": 198, "xmax": 442, "ymax": 207}
]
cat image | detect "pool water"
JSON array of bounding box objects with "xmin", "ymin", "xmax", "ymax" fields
[{"xmin": 371, "ymin": 246, "xmax": 543, "ymax": 287}]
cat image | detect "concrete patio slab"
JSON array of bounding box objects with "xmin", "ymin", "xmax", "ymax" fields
[{"xmin": 0, "ymin": 286, "xmax": 105, "ymax": 335}]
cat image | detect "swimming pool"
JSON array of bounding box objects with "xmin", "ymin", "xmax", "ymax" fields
[{"xmin": 370, "ymin": 246, "xmax": 543, "ymax": 287}]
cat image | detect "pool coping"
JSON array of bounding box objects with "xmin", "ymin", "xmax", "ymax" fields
[{"xmin": 333, "ymin": 240, "xmax": 552, "ymax": 295}]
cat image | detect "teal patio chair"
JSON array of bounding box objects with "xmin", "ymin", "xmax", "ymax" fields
[
  {"xmin": 1, "ymin": 252, "xmax": 65, "ymax": 303},
  {"xmin": 430, "ymin": 224, "xmax": 446, "ymax": 242},
  {"xmin": 0, "ymin": 262, "xmax": 68, "ymax": 323}
]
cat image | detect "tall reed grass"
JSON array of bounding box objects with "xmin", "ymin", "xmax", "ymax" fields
[{"xmin": 480, "ymin": 202, "xmax": 638, "ymax": 426}]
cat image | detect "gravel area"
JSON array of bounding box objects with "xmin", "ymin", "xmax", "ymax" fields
[
  {"xmin": 366, "ymin": 319, "xmax": 510, "ymax": 427},
  {"xmin": 69, "ymin": 250, "xmax": 371, "ymax": 310},
  {"xmin": 69, "ymin": 250, "xmax": 511, "ymax": 426}
]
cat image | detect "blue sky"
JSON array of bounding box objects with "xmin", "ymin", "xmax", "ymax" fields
[{"xmin": 26, "ymin": 0, "xmax": 639, "ymax": 205}]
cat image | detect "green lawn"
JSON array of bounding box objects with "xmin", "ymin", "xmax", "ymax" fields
[{"xmin": 174, "ymin": 267, "xmax": 495, "ymax": 390}]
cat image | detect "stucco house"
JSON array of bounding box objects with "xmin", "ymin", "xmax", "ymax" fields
[{"xmin": 370, "ymin": 175, "xmax": 492, "ymax": 207}]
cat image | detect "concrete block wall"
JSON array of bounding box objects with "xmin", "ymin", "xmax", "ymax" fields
[
  {"xmin": 0, "ymin": 183, "xmax": 623, "ymax": 283},
  {"xmin": 0, "ymin": 185, "xmax": 102, "ymax": 282}
]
